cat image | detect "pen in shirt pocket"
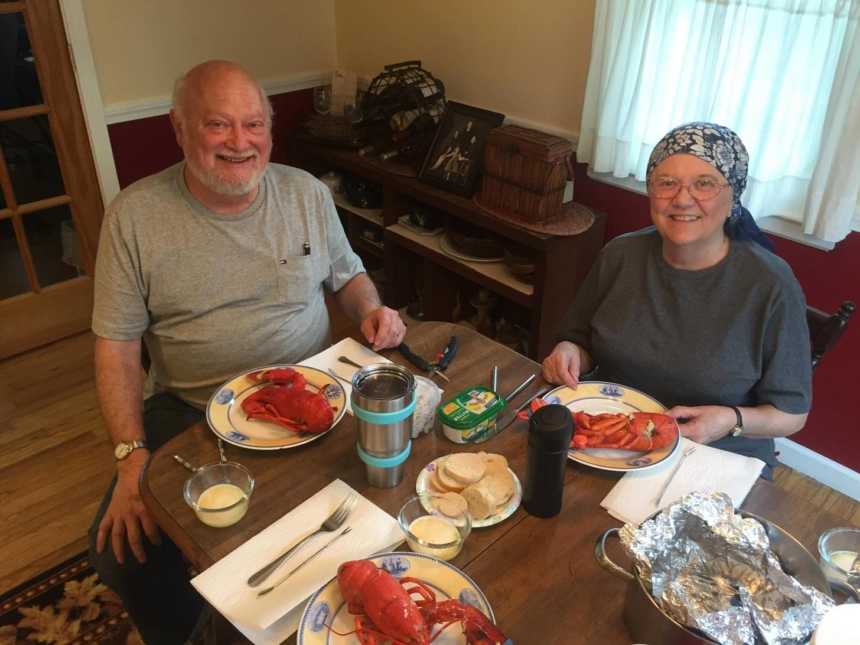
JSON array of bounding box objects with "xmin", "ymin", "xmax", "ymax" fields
[{"xmin": 303, "ymin": 241, "xmax": 311, "ymax": 256}]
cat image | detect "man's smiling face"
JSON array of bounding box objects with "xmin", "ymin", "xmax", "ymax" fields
[{"xmin": 173, "ymin": 65, "xmax": 272, "ymax": 204}]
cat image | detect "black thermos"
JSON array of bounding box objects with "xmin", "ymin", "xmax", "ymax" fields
[{"xmin": 522, "ymin": 404, "xmax": 573, "ymax": 517}]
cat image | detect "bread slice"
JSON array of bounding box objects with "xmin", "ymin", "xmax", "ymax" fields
[
  {"xmin": 481, "ymin": 469, "xmax": 515, "ymax": 506},
  {"xmin": 480, "ymin": 452, "xmax": 509, "ymax": 470},
  {"xmin": 462, "ymin": 483, "xmax": 494, "ymax": 520},
  {"xmin": 434, "ymin": 459, "xmax": 466, "ymax": 492},
  {"xmin": 443, "ymin": 453, "xmax": 486, "ymax": 485},
  {"xmin": 431, "ymin": 492, "xmax": 468, "ymax": 518}
]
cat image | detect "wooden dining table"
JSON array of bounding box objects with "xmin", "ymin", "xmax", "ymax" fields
[{"xmin": 142, "ymin": 321, "xmax": 843, "ymax": 644}]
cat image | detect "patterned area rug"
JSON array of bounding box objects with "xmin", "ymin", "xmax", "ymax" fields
[{"xmin": 0, "ymin": 552, "xmax": 142, "ymax": 645}]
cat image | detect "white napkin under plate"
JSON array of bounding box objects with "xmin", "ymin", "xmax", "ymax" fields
[
  {"xmin": 600, "ymin": 437, "xmax": 765, "ymax": 526},
  {"xmin": 191, "ymin": 479, "xmax": 404, "ymax": 644},
  {"xmin": 299, "ymin": 338, "xmax": 392, "ymax": 414}
]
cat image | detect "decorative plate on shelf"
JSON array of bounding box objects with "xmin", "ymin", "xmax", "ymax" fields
[
  {"xmin": 540, "ymin": 381, "xmax": 681, "ymax": 472},
  {"xmin": 205, "ymin": 364, "xmax": 346, "ymax": 450},
  {"xmin": 297, "ymin": 552, "xmax": 496, "ymax": 645}
]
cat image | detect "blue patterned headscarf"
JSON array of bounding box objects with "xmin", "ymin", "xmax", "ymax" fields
[{"xmin": 646, "ymin": 122, "xmax": 773, "ymax": 251}]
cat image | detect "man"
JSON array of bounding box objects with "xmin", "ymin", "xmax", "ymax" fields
[{"xmin": 89, "ymin": 60, "xmax": 405, "ymax": 643}]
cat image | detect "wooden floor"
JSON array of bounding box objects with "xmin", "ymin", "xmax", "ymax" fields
[{"xmin": 1, "ymin": 331, "xmax": 858, "ymax": 595}]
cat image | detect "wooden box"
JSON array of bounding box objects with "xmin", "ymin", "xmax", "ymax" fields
[{"xmin": 479, "ymin": 125, "xmax": 573, "ymax": 222}]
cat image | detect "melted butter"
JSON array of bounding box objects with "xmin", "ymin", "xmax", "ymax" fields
[
  {"xmin": 196, "ymin": 483, "xmax": 248, "ymax": 527},
  {"xmin": 407, "ymin": 515, "xmax": 461, "ymax": 560}
]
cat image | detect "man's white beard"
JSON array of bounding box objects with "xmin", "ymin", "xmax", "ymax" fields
[{"xmin": 189, "ymin": 160, "xmax": 266, "ymax": 197}]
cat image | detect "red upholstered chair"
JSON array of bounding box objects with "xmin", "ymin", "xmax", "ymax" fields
[{"xmin": 807, "ymin": 301, "xmax": 855, "ymax": 369}]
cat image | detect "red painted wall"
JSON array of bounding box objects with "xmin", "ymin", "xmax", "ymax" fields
[
  {"xmin": 572, "ymin": 162, "xmax": 860, "ymax": 472},
  {"xmin": 103, "ymin": 88, "xmax": 857, "ymax": 471}
]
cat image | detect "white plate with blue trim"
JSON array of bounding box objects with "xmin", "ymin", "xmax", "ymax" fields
[
  {"xmin": 540, "ymin": 380, "xmax": 680, "ymax": 472},
  {"xmin": 297, "ymin": 552, "xmax": 498, "ymax": 644},
  {"xmin": 205, "ymin": 364, "xmax": 347, "ymax": 450}
]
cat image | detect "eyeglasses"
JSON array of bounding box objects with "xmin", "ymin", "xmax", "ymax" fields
[{"xmin": 648, "ymin": 176, "xmax": 730, "ymax": 201}]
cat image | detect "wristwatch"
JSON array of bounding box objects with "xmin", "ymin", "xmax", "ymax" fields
[
  {"xmin": 728, "ymin": 406, "xmax": 744, "ymax": 437},
  {"xmin": 114, "ymin": 439, "xmax": 148, "ymax": 461}
]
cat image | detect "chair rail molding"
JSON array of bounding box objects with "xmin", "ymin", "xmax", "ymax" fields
[{"xmin": 776, "ymin": 437, "xmax": 860, "ymax": 501}]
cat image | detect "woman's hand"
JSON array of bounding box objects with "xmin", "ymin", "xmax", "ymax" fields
[
  {"xmin": 667, "ymin": 404, "xmax": 808, "ymax": 443},
  {"xmin": 665, "ymin": 405, "xmax": 737, "ymax": 444},
  {"xmin": 542, "ymin": 341, "xmax": 589, "ymax": 389}
]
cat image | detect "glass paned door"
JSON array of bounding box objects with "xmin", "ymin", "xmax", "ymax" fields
[{"xmin": 0, "ymin": 1, "xmax": 104, "ymax": 358}]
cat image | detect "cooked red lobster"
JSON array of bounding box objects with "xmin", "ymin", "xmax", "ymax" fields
[
  {"xmin": 241, "ymin": 368, "xmax": 334, "ymax": 433},
  {"xmin": 571, "ymin": 410, "xmax": 677, "ymax": 451},
  {"xmin": 336, "ymin": 559, "xmax": 508, "ymax": 644}
]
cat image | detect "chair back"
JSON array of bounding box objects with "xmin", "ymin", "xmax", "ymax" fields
[{"xmin": 807, "ymin": 301, "xmax": 855, "ymax": 369}]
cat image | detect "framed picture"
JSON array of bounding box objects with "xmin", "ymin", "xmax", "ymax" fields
[{"xmin": 418, "ymin": 101, "xmax": 505, "ymax": 197}]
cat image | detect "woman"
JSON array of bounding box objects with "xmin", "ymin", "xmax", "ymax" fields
[{"xmin": 542, "ymin": 122, "xmax": 811, "ymax": 477}]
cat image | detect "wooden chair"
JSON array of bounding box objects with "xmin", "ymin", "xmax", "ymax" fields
[{"xmin": 807, "ymin": 301, "xmax": 855, "ymax": 369}]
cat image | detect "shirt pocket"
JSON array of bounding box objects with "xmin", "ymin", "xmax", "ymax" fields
[{"xmin": 277, "ymin": 255, "xmax": 322, "ymax": 307}]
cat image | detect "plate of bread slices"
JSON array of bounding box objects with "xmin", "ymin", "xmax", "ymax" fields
[{"xmin": 416, "ymin": 451, "xmax": 522, "ymax": 528}]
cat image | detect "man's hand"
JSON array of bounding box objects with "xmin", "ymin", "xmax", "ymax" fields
[
  {"xmin": 542, "ymin": 341, "xmax": 585, "ymax": 389},
  {"xmin": 665, "ymin": 405, "xmax": 736, "ymax": 444},
  {"xmin": 96, "ymin": 452, "xmax": 161, "ymax": 564},
  {"xmin": 360, "ymin": 306, "xmax": 407, "ymax": 351}
]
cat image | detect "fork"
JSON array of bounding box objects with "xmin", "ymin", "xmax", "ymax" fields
[{"xmin": 247, "ymin": 493, "xmax": 357, "ymax": 587}]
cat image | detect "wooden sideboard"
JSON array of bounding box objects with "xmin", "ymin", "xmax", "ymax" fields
[{"xmin": 289, "ymin": 138, "xmax": 606, "ymax": 361}]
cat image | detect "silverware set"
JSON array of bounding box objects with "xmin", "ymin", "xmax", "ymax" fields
[{"xmin": 248, "ymin": 493, "xmax": 357, "ymax": 590}]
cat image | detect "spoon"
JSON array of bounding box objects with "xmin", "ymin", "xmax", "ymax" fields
[
  {"xmin": 173, "ymin": 454, "xmax": 198, "ymax": 473},
  {"xmin": 338, "ymin": 356, "xmax": 365, "ymax": 369},
  {"xmin": 847, "ymin": 553, "xmax": 860, "ymax": 592},
  {"xmin": 217, "ymin": 439, "xmax": 227, "ymax": 464}
]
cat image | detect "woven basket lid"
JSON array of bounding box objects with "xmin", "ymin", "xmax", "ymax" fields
[{"xmin": 473, "ymin": 195, "xmax": 596, "ymax": 237}]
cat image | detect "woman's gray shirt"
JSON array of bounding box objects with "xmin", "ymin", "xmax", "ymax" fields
[
  {"xmin": 92, "ymin": 163, "xmax": 365, "ymax": 408},
  {"xmin": 556, "ymin": 228, "xmax": 811, "ymax": 473}
]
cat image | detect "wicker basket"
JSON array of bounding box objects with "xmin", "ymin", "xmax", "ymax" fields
[{"xmin": 479, "ymin": 125, "xmax": 573, "ymax": 223}]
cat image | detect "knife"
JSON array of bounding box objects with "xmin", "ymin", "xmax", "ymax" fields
[
  {"xmin": 494, "ymin": 386, "xmax": 553, "ymax": 435},
  {"xmin": 467, "ymin": 377, "xmax": 543, "ymax": 444},
  {"xmin": 257, "ymin": 526, "xmax": 352, "ymax": 597}
]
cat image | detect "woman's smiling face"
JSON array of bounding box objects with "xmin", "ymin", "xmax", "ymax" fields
[{"xmin": 648, "ymin": 153, "xmax": 733, "ymax": 255}]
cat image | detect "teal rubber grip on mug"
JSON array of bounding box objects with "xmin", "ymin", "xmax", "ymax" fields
[
  {"xmin": 352, "ymin": 398, "xmax": 416, "ymax": 425},
  {"xmin": 356, "ymin": 441, "xmax": 412, "ymax": 468}
]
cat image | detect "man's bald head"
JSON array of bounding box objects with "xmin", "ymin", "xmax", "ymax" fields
[
  {"xmin": 171, "ymin": 60, "xmax": 273, "ymax": 125},
  {"xmin": 169, "ymin": 60, "xmax": 274, "ymax": 210}
]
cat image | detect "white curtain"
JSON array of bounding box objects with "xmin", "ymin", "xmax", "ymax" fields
[{"xmin": 578, "ymin": 0, "xmax": 860, "ymax": 245}]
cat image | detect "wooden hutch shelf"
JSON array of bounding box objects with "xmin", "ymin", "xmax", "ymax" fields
[{"xmin": 290, "ymin": 138, "xmax": 606, "ymax": 360}]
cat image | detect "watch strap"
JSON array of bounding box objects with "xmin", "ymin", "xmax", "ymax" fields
[
  {"xmin": 115, "ymin": 439, "xmax": 148, "ymax": 460},
  {"xmin": 728, "ymin": 406, "xmax": 744, "ymax": 437}
]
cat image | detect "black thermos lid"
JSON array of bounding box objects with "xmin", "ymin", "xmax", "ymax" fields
[{"xmin": 529, "ymin": 404, "xmax": 573, "ymax": 451}]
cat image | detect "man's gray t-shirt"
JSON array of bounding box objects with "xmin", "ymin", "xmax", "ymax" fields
[
  {"xmin": 556, "ymin": 228, "xmax": 811, "ymax": 472},
  {"xmin": 92, "ymin": 163, "xmax": 365, "ymax": 408}
]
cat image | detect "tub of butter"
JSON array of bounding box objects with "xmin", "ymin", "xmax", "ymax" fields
[{"xmin": 437, "ymin": 385, "xmax": 506, "ymax": 444}]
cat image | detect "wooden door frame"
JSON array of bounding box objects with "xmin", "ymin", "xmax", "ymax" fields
[{"xmin": 0, "ymin": 1, "xmax": 105, "ymax": 358}]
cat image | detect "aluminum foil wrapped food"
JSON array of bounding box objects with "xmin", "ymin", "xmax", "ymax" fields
[{"xmin": 619, "ymin": 491, "xmax": 834, "ymax": 644}]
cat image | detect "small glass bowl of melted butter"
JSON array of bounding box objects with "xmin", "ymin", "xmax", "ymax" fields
[
  {"xmin": 183, "ymin": 462, "xmax": 255, "ymax": 528},
  {"xmin": 398, "ymin": 495, "xmax": 471, "ymax": 561}
]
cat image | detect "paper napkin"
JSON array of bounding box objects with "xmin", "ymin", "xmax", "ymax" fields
[
  {"xmin": 191, "ymin": 479, "xmax": 404, "ymax": 644},
  {"xmin": 299, "ymin": 338, "xmax": 392, "ymax": 414},
  {"xmin": 600, "ymin": 437, "xmax": 765, "ymax": 526}
]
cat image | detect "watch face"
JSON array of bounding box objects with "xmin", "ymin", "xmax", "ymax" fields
[{"xmin": 114, "ymin": 442, "xmax": 132, "ymax": 460}]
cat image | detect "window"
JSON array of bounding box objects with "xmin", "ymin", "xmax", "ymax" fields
[{"xmin": 578, "ymin": 0, "xmax": 859, "ymax": 245}]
